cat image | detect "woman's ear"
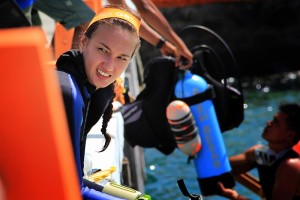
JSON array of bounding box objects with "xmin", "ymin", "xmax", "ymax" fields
[{"xmin": 79, "ymin": 36, "xmax": 87, "ymax": 52}]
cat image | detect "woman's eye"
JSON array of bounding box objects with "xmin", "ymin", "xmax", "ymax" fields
[
  {"xmin": 98, "ymin": 48, "xmax": 108, "ymax": 54},
  {"xmin": 118, "ymin": 56, "xmax": 127, "ymax": 62}
]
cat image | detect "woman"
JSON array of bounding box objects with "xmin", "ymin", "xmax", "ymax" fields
[{"xmin": 56, "ymin": 5, "xmax": 141, "ymax": 199}]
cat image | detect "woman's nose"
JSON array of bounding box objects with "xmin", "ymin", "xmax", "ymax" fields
[{"xmin": 103, "ymin": 56, "xmax": 114, "ymax": 71}]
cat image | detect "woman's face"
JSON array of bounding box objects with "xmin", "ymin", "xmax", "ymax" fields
[{"xmin": 81, "ymin": 23, "xmax": 139, "ymax": 89}]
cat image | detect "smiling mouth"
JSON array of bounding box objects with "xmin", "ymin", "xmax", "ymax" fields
[{"xmin": 97, "ymin": 69, "xmax": 111, "ymax": 77}]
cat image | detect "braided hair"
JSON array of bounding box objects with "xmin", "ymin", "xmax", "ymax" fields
[{"xmin": 99, "ymin": 83, "xmax": 116, "ymax": 152}]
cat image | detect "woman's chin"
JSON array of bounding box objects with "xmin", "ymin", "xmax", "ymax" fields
[{"xmin": 95, "ymin": 82, "xmax": 111, "ymax": 89}]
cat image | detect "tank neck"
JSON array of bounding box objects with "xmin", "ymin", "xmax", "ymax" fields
[
  {"xmin": 178, "ymin": 70, "xmax": 192, "ymax": 80},
  {"xmin": 184, "ymin": 70, "xmax": 193, "ymax": 78}
]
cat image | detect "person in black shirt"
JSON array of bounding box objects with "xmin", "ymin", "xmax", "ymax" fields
[{"xmin": 219, "ymin": 103, "xmax": 300, "ymax": 200}]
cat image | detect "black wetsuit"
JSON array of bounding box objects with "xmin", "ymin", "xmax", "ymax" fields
[
  {"xmin": 256, "ymin": 148, "xmax": 300, "ymax": 200},
  {"xmin": 56, "ymin": 50, "xmax": 122, "ymax": 200}
]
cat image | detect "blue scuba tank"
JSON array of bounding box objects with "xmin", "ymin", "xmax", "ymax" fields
[{"xmin": 175, "ymin": 70, "xmax": 235, "ymax": 196}]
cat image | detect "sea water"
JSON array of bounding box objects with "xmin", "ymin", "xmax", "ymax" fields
[{"xmin": 144, "ymin": 81, "xmax": 300, "ymax": 200}]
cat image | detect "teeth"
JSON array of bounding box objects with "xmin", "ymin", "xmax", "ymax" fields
[{"xmin": 97, "ymin": 69, "xmax": 110, "ymax": 77}]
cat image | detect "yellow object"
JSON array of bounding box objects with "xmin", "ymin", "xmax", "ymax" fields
[
  {"xmin": 114, "ymin": 77, "xmax": 125, "ymax": 104},
  {"xmin": 87, "ymin": 166, "xmax": 116, "ymax": 183},
  {"xmin": 102, "ymin": 182, "xmax": 142, "ymax": 200},
  {"xmin": 87, "ymin": 7, "xmax": 141, "ymax": 31}
]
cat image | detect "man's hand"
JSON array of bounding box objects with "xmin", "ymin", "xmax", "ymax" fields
[
  {"xmin": 160, "ymin": 41, "xmax": 193, "ymax": 69},
  {"xmin": 218, "ymin": 182, "xmax": 248, "ymax": 200}
]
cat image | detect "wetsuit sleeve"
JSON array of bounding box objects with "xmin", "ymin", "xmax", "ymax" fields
[
  {"xmin": 57, "ymin": 71, "xmax": 85, "ymax": 181},
  {"xmin": 57, "ymin": 71, "xmax": 77, "ymax": 149},
  {"xmin": 57, "ymin": 72, "xmax": 123, "ymax": 200}
]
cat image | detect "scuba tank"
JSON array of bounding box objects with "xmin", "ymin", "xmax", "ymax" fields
[
  {"xmin": 166, "ymin": 100, "xmax": 201, "ymax": 156},
  {"xmin": 175, "ymin": 70, "xmax": 235, "ymax": 196}
]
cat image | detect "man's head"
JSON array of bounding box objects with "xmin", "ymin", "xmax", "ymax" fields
[
  {"xmin": 262, "ymin": 103, "xmax": 300, "ymax": 149},
  {"xmin": 279, "ymin": 103, "xmax": 300, "ymax": 143}
]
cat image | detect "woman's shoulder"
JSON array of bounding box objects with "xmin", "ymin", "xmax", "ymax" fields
[{"xmin": 56, "ymin": 49, "xmax": 83, "ymax": 71}]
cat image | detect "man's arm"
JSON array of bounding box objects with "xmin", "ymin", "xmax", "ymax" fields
[
  {"xmin": 217, "ymin": 145, "xmax": 262, "ymax": 200},
  {"xmin": 132, "ymin": 0, "xmax": 185, "ymax": 48},
  {"xmin": 132, "ymin": 0, "xmax": 193, "ymax": 67},
  {"xmin": 229, "ymin": 144, "xmax": 261, "ymax": 175},
  {"xmin": 272, "ymin": 158, "xmax": 300, "ymax": 200},
  {"xmin": 108, "ymin": 0, "xmax": 166, "ymax": 47},
  {"xmin": 108, "ymin": 0, "xmax": 192, "ymax": 68}
]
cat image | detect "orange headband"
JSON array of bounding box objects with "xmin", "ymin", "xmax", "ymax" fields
[{"xmin": 87, "ymin": 7, "xmax": 141, "ymax": 32}]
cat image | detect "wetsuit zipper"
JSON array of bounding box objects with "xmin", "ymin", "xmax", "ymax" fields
[{"xmin": 81, "ymin": 99, "xmax": 90, "ymax": 143}]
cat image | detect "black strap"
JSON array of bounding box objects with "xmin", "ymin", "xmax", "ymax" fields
[
  {"xmin": 177, "ymin": 85, "xmax": 215, "ymax": 106},
  {"xmin": 155, "ymin": 37, "xmax": 166, "ymax": 49},
  {"xmin": 177, "ymin": 179, "xmax": 203, "ymax": 200},
  {"xmin": 83, "ymin": 178, "xmax": 104, "ymax": 192}
]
